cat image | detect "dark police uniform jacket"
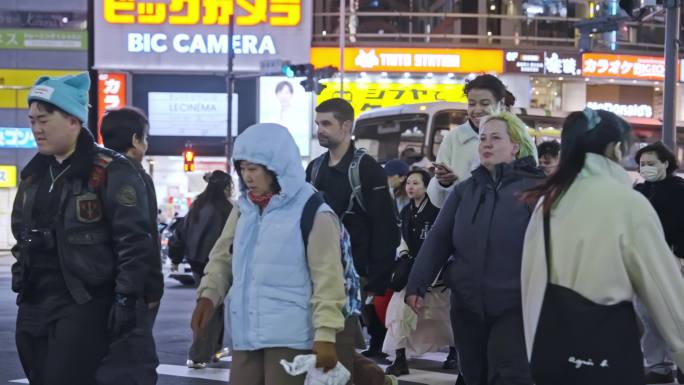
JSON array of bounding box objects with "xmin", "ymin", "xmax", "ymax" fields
[{"xmin": 11, "ymin": 129, "xmax": 154, "ymax": 305}]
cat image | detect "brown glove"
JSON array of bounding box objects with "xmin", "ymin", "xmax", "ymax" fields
[
  {"xmin": 313, "ymin": 341, "xmax": 338, "ymax": 373},
  {"xmin": 191, "ymin": 297, "xmax": 215, "ymax": 336}
]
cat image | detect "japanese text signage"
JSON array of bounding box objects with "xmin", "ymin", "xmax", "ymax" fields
[
  {"xmin": 0, "ymin": 128, "xmax": 36, "ymax": 149},
  {"xmin": 0, "ymin": 29, "xmax": 87, "ymax": 50},
  {"xmin": 0, "ymin": 165, "xmax": 17, "ymax": 188},
  {"xmin": 317, "ymin": 81, "xmax": 467, "ymax": 113},
  {"xmin": 505, "ymin": 51, "xmax": 581, "ymax": 76},
  {"xmin": 311, "ymin": 47, "xmax": 503, "ymax": 74},
  {"xmin": 582, "ymin": 53, "xmax": 666, "ymax": 81},
  {"xmin": 97, "ymin": 72, "xmax": 128, "ymax": 133},
  {"xmin": 95, "ymin": 0, "xmax": 312, "ymax": 72},
  {"xmin": 104, "ymin": 0, "xmax": 300, "ymax": 26}
]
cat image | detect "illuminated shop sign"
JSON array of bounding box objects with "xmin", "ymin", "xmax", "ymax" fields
[
  {"xmin": 104, "ymin": 0, "xmax": 301, "ymax": 26},
  {"xmin": 311, "ymin": 47, "xmax": 503, "ymax": 74},
  {"xmin": 317, "ymin": 81, "xmax": 467, "ymax": 113},
  {"xmin": 583, "ymin": 53, "xmax": 666, "ymax": 81},
  {"xmin": 0, "ymin": 127, "xmax": 36, "ymax": 148},
  {"xmin": 586, "ymin": 102, "xmax": 653, "ymax": 118},
  {"xmin": 0, "ymin": 165, "xmax": 17, "ymax": 188},
  {"xmin": 94, "ymin": 0, "xmax": 312, "ymax": 72},
  {"xmin": 98, "ymin": 72, "xmax": 127, "ymax": 122},
  {"xmin": 505, "ymin": 51, "xmax": 581, "ymax": 76},
  {"xmin": 0, "ymin": 69, "xmax": 81, "ymax": 109}
]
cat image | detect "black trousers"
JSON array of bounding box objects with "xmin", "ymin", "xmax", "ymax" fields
[
  {"xmin": 96, "ymin": 300, "xmax": 160, "ymax": 385},
  {"xmin": 451, "ymin": 305, "xmax": 532, "ymax": 385},
  {"xmin": 16, "ymin": 297, "xmax": 112, "ymax": 385},
  {"xmin": 189, "ymin": 271, "xmax": 224, "ymax": 362}
]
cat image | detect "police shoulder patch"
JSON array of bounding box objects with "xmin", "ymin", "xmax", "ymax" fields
[{"xmin": 116, "ymin": 185, "xmax": 138, "ymax": 207}]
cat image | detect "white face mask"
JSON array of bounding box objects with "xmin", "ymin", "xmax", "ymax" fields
[{"xmin": 640, "ymin": 165, "xmax": 665, "ymax": 182}]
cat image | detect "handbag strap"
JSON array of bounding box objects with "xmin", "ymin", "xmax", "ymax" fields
[{"xmin": 543, "ymin": 208, "xmax": 551, "ymax": 280}]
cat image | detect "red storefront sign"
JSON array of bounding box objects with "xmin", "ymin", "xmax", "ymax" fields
[{"xmin": 97, "ymin": 72, "xmax": 127, "ymax": 142}]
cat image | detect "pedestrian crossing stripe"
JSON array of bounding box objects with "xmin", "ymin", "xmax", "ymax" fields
[{"xmin": 9, "ymin": 354, "xmax": 459, "ymax": 384}]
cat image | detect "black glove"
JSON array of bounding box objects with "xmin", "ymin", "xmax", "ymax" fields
[{"xmin": 108, "ymin": 293, "xmax": 137, "ymax": 338}]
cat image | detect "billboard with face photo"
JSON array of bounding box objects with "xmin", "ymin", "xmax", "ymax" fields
[{"xmin": 258, "ymin": 76, "xmax": 312, "ymax": 156}]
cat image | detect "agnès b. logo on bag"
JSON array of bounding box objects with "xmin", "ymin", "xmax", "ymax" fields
[{"xmin": 568, "ymin": 357, "xmax": 609, "ymax": 369}]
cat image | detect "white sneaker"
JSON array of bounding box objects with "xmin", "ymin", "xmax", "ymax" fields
[
  {"xmin": 213, "ymin": 347, "xmax": 231, "ymax": 362},
  {"xmin": 186, "ymin": 359, "xmax": 207, "ymax": 369}
]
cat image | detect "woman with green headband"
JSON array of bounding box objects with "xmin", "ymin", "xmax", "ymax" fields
[{"xmin": 405, "ymin": 111, "xmax": 543, "ymax": 385}]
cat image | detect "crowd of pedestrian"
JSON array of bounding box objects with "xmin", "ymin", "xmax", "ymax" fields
[{"xmin": 9, "ymin": 71, "xmax": 684, "ymax": 385}]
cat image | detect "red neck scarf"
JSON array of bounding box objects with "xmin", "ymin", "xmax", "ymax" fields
[{"xmin": 248, "ymin": 191, "xmax": 274, "ymax": 209}]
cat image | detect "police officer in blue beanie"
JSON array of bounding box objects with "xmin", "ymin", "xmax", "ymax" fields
[{"xmin": 11, "ymin": 72, "xmax": 155, "ymax": 385}]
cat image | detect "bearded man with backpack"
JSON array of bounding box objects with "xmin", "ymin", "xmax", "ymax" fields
[{"xmin": 307, "ymin": 98, "xmax": 401, "ymax": 385}]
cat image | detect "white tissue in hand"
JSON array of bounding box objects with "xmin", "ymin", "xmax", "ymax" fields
[{"xmin": 280, "ymin": 354, "xmax": 351, "ymax": 385}]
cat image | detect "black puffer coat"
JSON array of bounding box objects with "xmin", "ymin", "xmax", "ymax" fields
[{"xmin": 635, "ymin": 175, "xmax": 684, "ymax": 258}]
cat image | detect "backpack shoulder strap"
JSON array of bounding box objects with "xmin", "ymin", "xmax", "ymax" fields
[
  {"xmin": 300, "ymin": 191, "xmax": 326, "ymax": 250},
  {"xmin": 347, "ymin": 148, "xmax": 368, "ymax": 213},
  {"xmin": 310, "ymin": 155, "xmax": 326, "ymax": 188}
]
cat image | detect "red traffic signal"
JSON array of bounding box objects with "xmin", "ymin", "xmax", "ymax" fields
[{"xmin": 183, "ymin": 149, "xmax": 195, "ymax": 172}]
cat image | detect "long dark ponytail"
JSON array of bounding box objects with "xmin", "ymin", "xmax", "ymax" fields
[{"xmin": 523, "ymin": 109, "xmax": 632, "ymax": 213}]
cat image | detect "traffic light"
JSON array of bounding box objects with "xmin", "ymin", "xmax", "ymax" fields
[
  {"xmin": 299, "ymin": 77, "xmax": 326, "ymax": 94},
  {"xmin": 183, "ymin": 148, "xmax": 195, "ymax": 172},
  {"xmin": 282, "ymin": 64, "xmax": 313, "ymax": 78}
]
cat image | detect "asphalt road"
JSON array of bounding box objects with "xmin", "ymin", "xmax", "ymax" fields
[{"xmin": 0, "ymin": 255, "xmax": 459, "ymax": 385}]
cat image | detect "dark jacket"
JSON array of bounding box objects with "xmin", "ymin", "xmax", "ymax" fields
[
  {"xmin": 11, "ymin": 129, "xmax": 154, "ymax": 304},
  {"xmin": 306, "ymin": 142, "xmax": 401, "ymax": 293},
  {"xmin": 406, "ymin": 156, "xmax": 544, "ymax": 317},
  {"xmin": 400, "ymin": 196, "xmax": 440, "ymax": 258},
  {"xmin": 130, "ymin": 159, "xmax": 164, "ymax": 303},
  {"xmin": 635, "ymin": 175, "xmax": 684, "ymax": 258},
  {"xmin": 168, "ymin": 202, "xmax": 232, "ymax": 274}
]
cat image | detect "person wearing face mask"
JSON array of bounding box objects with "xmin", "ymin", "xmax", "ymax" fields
[
  {"xmin": 406, "ymin": 112, "xmax": 542, "ymax": 385},
  {"xmin": 521, "ymin": 110, "xmax": 684, "ymax": 385},
  {"xmin": 632, "ymin": 141, "xmax": 684, "ymax": 384},
  {"xmin": 427, "ymin": 74, "xmax": 516, "ymax": 208}
]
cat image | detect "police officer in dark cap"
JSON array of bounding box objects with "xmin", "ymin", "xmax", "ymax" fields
[
  {"xmin": 11, "ymin": 72, "xmax": 155, "ymax": 385},
  {"xmin": 97, "ymin": 106, "xmax": 164, "ymax": 385}
]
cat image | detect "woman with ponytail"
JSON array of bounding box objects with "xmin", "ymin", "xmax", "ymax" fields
[{"xmin": 521, "ymin": 109, "xmax": 684, "ymax": 385}]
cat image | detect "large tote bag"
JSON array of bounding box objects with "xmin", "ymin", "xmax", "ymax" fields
[{"xmin": 530, "ymin": 212, "xmax": 645, "ymax": 385}]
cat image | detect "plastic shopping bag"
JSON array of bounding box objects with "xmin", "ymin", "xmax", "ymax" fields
[{"xmin": 280, "ymin": 354, "xmax": 351, "ymax": 385}]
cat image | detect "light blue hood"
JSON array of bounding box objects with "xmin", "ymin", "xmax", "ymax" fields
[
  {"xmin": 232, "ymin": 123, "xmax": 306, "ymax": 200},
  {"xmin": 229, "ymin": 123, "xmax": 323, "ymax": 350}
]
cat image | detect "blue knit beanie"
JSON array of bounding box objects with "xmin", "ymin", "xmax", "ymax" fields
[{"xmin": 27, "ymin": 72, "xmax": 90, "ymax": 124}]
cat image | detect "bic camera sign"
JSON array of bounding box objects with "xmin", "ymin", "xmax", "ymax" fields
[{"xmin": 95, "ymin": 0, "xmax": 312, "ymax": 72}]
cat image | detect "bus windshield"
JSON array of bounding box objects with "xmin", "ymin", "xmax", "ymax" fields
[{"xmin": 354, "ymin": 113, "xmax": 428, "ymax": 162}]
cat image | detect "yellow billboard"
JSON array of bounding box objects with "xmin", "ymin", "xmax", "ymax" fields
[
  {"xmin": 0, "ymin": 165, "xmax": 17, "ymax": 188},
  {"xmin": 317, "ymin": 81, "xmax": 467, "ymax": 115},
  {"xmin": 0, "ymin": 69, "xmax": 82, "ymax": 109}
]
